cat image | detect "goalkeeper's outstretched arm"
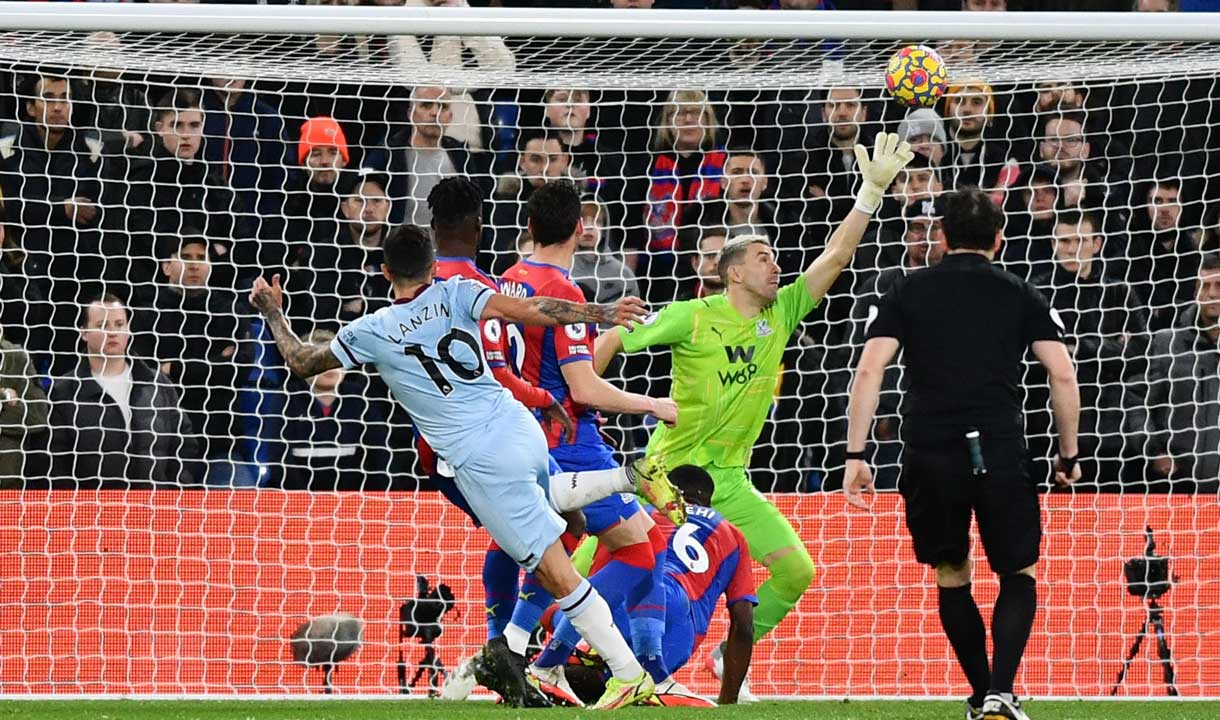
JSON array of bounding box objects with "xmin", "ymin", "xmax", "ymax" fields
[{"xmin": 802, "ymin": 133, "xmax": 915, "ymax": 303}]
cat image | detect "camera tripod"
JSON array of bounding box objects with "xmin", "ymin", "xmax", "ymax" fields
[{"xmin": 1110, "ymin": 598, "xmax": 1178, "ymax": 696}]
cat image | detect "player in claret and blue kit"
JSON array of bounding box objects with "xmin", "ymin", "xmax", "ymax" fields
[{"xmin": 247, "ymin": 224, "xmax": 662, "ymax": 709}]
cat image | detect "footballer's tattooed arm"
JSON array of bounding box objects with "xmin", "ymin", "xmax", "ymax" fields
[
  {"xmin": 483, "ymin": 293, "xmax": 649, "ymax": 330},
  {"xmin": 249, "ymin": 274, "xmax": 343, "ymax": 378}
]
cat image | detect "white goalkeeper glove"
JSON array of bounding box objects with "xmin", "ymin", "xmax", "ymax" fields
[{"xmin": 852, "ymin": 132, "xmax": 916, "ymax": 216}]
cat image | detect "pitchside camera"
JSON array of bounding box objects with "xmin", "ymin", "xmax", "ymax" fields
[
  {"xmin": 1123, "ymin": 526, "xmax": 1172, "ymax": 601},
  {"xmin": 400, "ymin": 574, "xmax": 456, "ymax": 644}
]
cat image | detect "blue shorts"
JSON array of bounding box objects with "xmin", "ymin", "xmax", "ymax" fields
[
  {"xmin": 608, "ymin": 576, "xmax": 696, "ymax": 670},
  {"xmin": 549, "ymin": 429, "xmax": 640, "ymax": 535},
  {"xmin": 434, "ymin": 456, "xmax": 562, "ymax": 529},
  {"xmin": 453, "ymin": 404, "xmax": 566, "ymax": 572}
]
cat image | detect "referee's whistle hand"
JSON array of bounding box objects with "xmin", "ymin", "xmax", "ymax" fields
[{"xmin": 843, "ymin": 460, "xmax": 875, "ymax": 511}]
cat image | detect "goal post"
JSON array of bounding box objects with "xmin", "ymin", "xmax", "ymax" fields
[{"xmin": 0, "ymin": 3, "xmax": 1216, "ymax": 700}]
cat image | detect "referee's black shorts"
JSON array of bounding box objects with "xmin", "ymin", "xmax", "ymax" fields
[{"xmin": 899, "ymin": 436, "xmax": 1041, "ymax": 575}]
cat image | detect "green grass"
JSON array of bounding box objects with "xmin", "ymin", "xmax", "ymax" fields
[{"xmin": 2, "ymin": 700, "xmax": 1218, "ymax": 720}]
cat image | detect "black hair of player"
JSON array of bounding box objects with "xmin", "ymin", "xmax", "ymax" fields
[
  {"xmin": 1053, "ymin": 209, "xmax": 1100, "ymax": 236},
  {"xmin": 428, "ymin": 176, "xmax": 484, "ymax": 231},
  {"xmin": 153, "ymin": 87, "xmax": 203, "ymax": 123},
  {"xmin": 527, "ymin": 179, "xmax": 582, "ymax": 247},
  {"xmin": 78, "ymin": 291, "xmax": 126, "ymax": 329},
  {"xmin": 668, "ymin": 464, "xmax": 715, "ymax": 508},
  {"xmin": 382, "ymin": 224, "xmax": 435, "ymax": 283},
  {"xmin": 940, "ymin": 188, "xmax": 1005, "ymax": 252}
]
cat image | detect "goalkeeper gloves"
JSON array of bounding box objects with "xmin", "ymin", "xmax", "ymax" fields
[{"xmin": 852, "ymin": 132, "xmax": 916, "ymax": 216}]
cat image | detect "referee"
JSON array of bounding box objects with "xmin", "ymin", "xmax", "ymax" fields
[{"xmin": 843, "ymin": 189, "xmax": 1081, "ymax": 720}]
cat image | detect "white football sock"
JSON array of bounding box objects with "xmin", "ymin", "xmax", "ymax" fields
[
  {"xmin": 557, "ymin": 578, "xmax": 644, "ymax": 681},
  {"xmin": 548, "ymin": 468, "xmax": 633, "ymax": 513},
  {"xmin": 503, "ymin": 622, "xmax": 531, "ymax": 656}
]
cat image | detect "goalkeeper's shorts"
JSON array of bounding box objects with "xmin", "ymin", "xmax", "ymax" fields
[{"xmin": 705, "ymin": 465, "xmax": 806, "ymax": 565}]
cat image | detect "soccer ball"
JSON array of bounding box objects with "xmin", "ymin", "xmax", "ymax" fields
[{"xmin": 886, "ymin": 45, "xmax": 948, "ymax": 108}]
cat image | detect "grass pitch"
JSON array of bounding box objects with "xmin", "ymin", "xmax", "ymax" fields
[{"xmin": 2, "ymin": 700, "xmax": 1217, "ymax": 720}]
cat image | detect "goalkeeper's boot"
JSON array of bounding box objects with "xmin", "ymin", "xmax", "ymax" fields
[
  {"xmin": 627, "ymin": 455, "xmax": 685, "ymax": 525},
  {"xmin": 591, "ymin": 671, "xmax": 656, "ymax": 709},
  {"xmin": 439, "ymin": 653, "xmax": 479, "ymax": 701},
  {"xmin": 472, "ymin": 636, "xmax": 552, "ymax": 708},
  {"xmin": 704, "ymin": 642, "xmax": 759, "ymax": 703},
  {"xmin": 527, "ymin": 663, "xmax": 583, "ymax": 706},
  {"xmin": 967, "ymin": 700, "xmax": 985, "ymax": 720},
  {"xmin": 981, "ymin": 692, "xmax": 1030, "ymax": 720}
]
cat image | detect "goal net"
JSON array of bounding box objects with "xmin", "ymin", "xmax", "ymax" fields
[{"xmin": 0, "ymin": 5, "xmax": 1216, "ymax": 699}]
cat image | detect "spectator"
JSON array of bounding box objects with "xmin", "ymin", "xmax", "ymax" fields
[
  {"xmin": 676, "ymin": 225, "xmax": 728, "ymax": 301},
  {"xmin": 943, "ymin": 80, "xmax": 1024, "ymax": 202},
  {"xmin": 0, "ymin": 71, "xmax": 104, "ymax": 355},
  {"xmin": 489, "ymin": 134, "xmax": 574, "ymax": 273},
  {"xmin": 392, "ymin": 0, "xmax": 517, "ymax": 152},
  {"xmin": 963, "ymin": 0, "xmax": 1006, "ymax": 8},
  {"xmin": 201, "ymin": 76, "xmax": 288, "ymax": 224},
  {"xmin": 1037, "ymin": 108, "xmax": 1126, "ymax": 224},
  {"xmin": 571, "ymin": 196, "xmax": 640, "ymax": 309},
  {"xmin": 384, "ymin": 86, "xmax": 493, "ymax": 227},
  {"xmin": 73, "ymin": 36, "xmax": 152, "ymax": 157},
  {"xmin": 896, "ymin": 108, "xmax": 947, "ymax": 167},
  {"xmin": 0, "ymin": 328, "xmax": 50, "ymax": 488},
  {"xmin": 1000, "ymin": 163, "xmax": 1060, "ymax": 279},
  {"xmin": 1128, "ymin": 254, "xmax": 1220, "ymax": 493},
  {"xmin": 102, "ymin": 87, "xmax": 248, "ymax": 291},
  {"xmin": 286, "ymin": 170, "xmax": 394, "ymax": 334},
  {"xmin": 0, "ymin": 211, "xmax": 52, "ymax": 362},
  {"xmin": 841, "ymin": 200, "xmax": 947, "ymax": 489},
  {"xmin": 636, "ymin": 90, "xmax": 726, "ymax": 299},
  {"xmin": 777, "ymin": 86, "xmax": 874, "ymax": 255},
  {"xmin": 1129, "ymin": 177, "xmax": 1202, "ymax": 332},
  {"xmin": 693, "ymin": 149, "xmax": 777, "ymax": 242},
  {"xmin": 278, "ymin": 116, "xmax": 350, "ymax": 272},
  {"xmin": 1029, "ymin": 211, "xmax": 1147, "ymax": 486},
  {"xmin": 130, "ymin": 232, "xmax": 254, "ymax": 475},
  {"xmin": 878, "ymin": 152, "xmax": 943, "ymax": 228},
  {"xmin": 276, "ymin": 329, "xmax": 394, "ymax": 491},
  {"xmin": 48, "ymin": 294, "xmax": 198, "ymax": 488}
]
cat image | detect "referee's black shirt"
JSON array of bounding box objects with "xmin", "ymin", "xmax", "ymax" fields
[{"xmin": 865, "ymin": 252, "xmax": 1065, "ymax": 447}]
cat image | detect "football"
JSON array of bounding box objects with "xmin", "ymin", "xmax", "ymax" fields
[{"xmin": 886, "ymin": 44, "xmax": 949, "ymax": 108}]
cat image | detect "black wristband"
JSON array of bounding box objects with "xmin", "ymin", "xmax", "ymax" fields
[
  {"xmin": 845, "ymin": 450, "xmax": 867, "ymax": 461},
  {"xmin": 1058, "ymin": 454, "xmax": 1079, "ymax": 472}
]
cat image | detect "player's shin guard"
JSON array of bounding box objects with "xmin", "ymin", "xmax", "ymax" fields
[
  {"xmin": 482, "ymin": 541, "xmax": 520, "ymax": 640},
  {"xmin": 753, "ymin": 547, "xmax": 815, "ymax": 641},
  {"xmin": 991, "ymin": 574, "xmax": 1036, "ymax": 695},
  {"xmin": 938, "ymin": 583, "xmax": 991, "ymax": 707},
  {"xmin": 557, "ymin": 578, "xmax": 644, "ymax": 681},
  {"xmin": 548, "ymin": 468, "xmax": 633, "ymax": 513},
  {"xmin": 630, "ymin": 525, "xmax": 669, "ymax": 682}
]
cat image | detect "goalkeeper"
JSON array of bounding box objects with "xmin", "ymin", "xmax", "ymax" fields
[{"xmin": 594, "ymin": 133, "xmax": 915, "ymax": 646}]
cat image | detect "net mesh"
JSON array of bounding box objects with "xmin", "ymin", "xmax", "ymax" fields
[{"xmin": 0, "ymin": 23, "xmax": 1217, "ymax": 699}]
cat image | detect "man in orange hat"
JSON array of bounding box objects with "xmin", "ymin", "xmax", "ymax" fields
[{"xmin": 944, "ymin": 81, "xmax": 1023, "ymax": 205}]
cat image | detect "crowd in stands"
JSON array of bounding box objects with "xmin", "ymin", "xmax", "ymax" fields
[{"xmin": 0, "ymin": 0, "xmax": 1218, "ymax": 493}]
